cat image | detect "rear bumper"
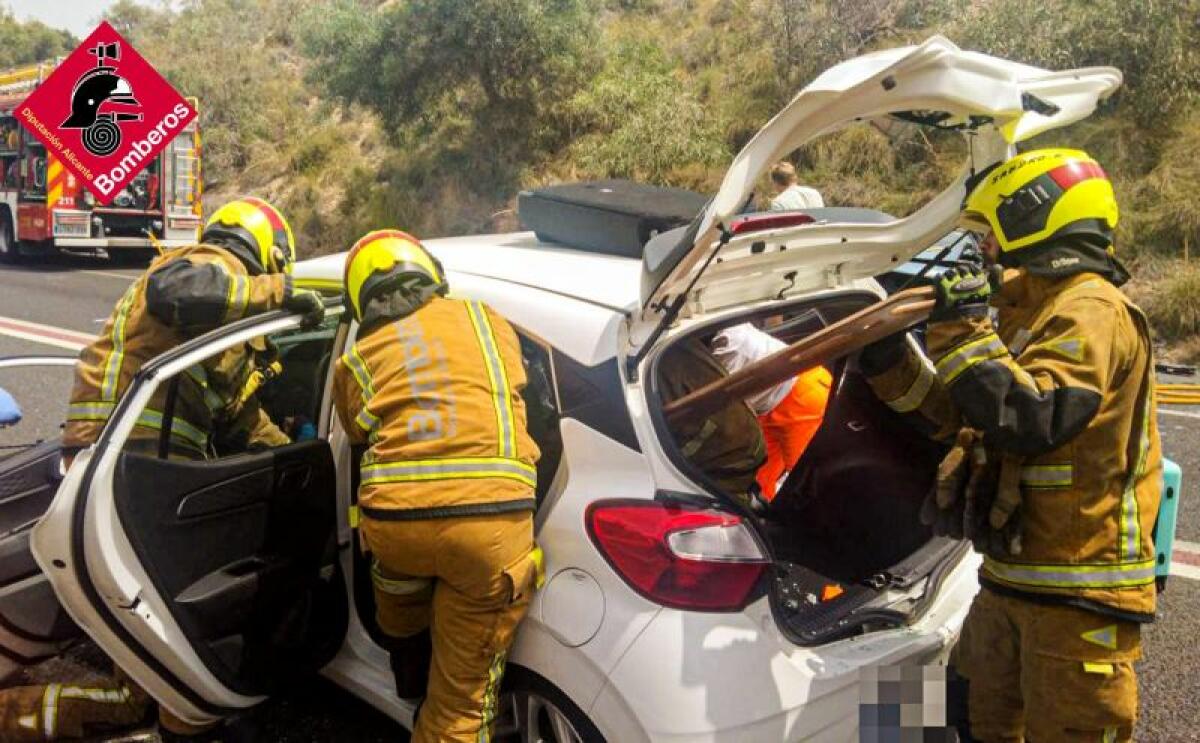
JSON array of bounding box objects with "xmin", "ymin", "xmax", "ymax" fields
[
  {"xmin": 589, "ymin": 552, "xmax": 980, "ymax": 742},
  {"xmin": 54, "ymin": 237, "xmax": 192, "ymax": 249}
]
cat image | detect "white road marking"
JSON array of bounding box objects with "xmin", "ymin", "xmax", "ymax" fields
[
  {"xmin": 1170, "ymin": 562, "xmax": 1200, "ymax": 581},
  {"xmin": 1172, "ymin": 541, "xmax": 1200, "ymax": 581},
  {"xmin": 80, "ymin": 269, "xmax": 138, "ymax": 282},
  {"xmin": 0, "ymin": 315, "xmax": 89, "ymax": 351},
  {"xmin": 1158, "ymin": 408, "xmax": 1200, "ymax": 420}
]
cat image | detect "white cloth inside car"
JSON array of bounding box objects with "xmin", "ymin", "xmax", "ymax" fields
[{"xmin": 711, "ymin": 324, "xmax": 795, "ymax": 415}]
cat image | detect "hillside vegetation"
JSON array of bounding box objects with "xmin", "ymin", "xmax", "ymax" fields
[{"xmin": 30, "ymin": 1, "xmax": 1200, "ymax": 350}]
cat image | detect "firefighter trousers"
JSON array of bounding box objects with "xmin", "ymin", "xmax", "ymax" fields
[
  {"xmin": 952, "ymin": 587, "xmax": 1141, "ymax": 743},
  {"xmin": 361, "ymin": 510, "xmax": 538, "ymax": 743},
  {"xmin": 0, "ymin": 667, "xmax": 150, "ymax": 741}
]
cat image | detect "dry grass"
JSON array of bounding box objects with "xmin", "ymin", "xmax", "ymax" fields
[{"xmin": 1127, "ymin": 257, "xmax": 1200, "ymax": 344}]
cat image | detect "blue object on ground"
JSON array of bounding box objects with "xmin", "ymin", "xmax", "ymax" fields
[{"xmin": 0, "ymin": 386, "xmax": 20, "ymax": 426}]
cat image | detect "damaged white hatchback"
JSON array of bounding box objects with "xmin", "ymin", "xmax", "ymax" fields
[{"xmin": 6, "ymin": 36, "xmax": 1125, "ymax": 742}]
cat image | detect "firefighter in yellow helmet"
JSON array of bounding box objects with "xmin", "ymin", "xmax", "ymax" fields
[
  {"xmin": 0, "ymin": 198, "xmax": 324, "ymax": 742},
  {"xmin": 62, "ymin": 196, "xmax": 325, "ymax": 460},
  {"xmin": 333, "ymin": 230, "xmax": 541, "ymax": 743},
  {"xmin": 860, "ymin": 149, "xmax": 1160, "ymax": 742}
]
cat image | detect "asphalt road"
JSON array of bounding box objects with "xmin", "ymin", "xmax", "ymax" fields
[{"xmin": 0, "ymin": 254, "xmax": 1198, "ymax": 741}]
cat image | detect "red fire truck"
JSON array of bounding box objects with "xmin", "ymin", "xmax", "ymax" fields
[{"xmin": 0, "ymin": 59, "xmax": 202, "ymax": 262}]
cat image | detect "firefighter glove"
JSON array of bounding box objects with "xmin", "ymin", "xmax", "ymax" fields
[
  {"xmin": 284, "ymin": 288, "xmax": 325, "ymax": 328},
  {"xmin": 931, "ymin": 263, "xmax": 991, "ymax": 321}
]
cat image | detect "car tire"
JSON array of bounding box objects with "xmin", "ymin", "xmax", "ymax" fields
[
  {"xmin": 496, "ymin": 666, "xmax": 605, "ymax": 743},
  {"xmin": 0, "ymin": 213, "xmax": 17, "ymax": 264}
]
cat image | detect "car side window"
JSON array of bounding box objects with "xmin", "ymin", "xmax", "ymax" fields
[
  {"xmin": 136, "ymin": 313, "xmax": 340, "ymax": 460},
  {"xmin": 518, "ymin": 333, "xmax": 563, "ymax": 506}
]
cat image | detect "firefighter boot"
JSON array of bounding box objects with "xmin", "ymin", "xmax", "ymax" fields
[{"xmin": 382, "ymin": 628, "xmax": 434, "ymax": 702}]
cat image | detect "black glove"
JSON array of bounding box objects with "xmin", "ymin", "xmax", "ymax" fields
[
  {"xmin": 931, "ymin": 263, "xmax": 991, "ymax": 321},
  {"xmin": 284, "ymin": 287, "xmax": 325, "ymax": 329}
]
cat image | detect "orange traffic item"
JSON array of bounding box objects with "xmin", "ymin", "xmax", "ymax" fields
[{"xmin": 820, "ymin": 583, "xmax": 845, "ymax": 602}]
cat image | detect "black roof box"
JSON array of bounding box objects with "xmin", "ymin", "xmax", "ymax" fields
[{"xmin": 518, "ymin": 180, "xmax": 708, "ymax": 258}]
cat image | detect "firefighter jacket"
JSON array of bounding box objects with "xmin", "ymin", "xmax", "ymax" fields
[
  {"xmin": 64, "ymin": 243, "xmax": 292, "ymax": 457},
  {"xmin": 658, "ymin": 337, "xmax": 767, "ymax": 500},
  {"xmin": 333, "ymin": 296, "xmax": 540, "ymax": 518},
  {"xmin": 866, "ymin": 271, "xmax": 1161, "ymax": 618}
]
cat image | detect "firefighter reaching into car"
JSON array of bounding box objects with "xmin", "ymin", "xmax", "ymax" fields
[
  {"xmin": 333, "ymin": 230, "xmax": 541, "ymax": 743},
  {"xmin": 63, "ymin": 196, "xmax": 324, "ymax": 461},
  {"xmin": 860, "ymin": 148, "xmax": 1160, "ymax": 743},
  {"xmin": 0, "ymin": 196, "xmax": 324, "ymax": 742}
]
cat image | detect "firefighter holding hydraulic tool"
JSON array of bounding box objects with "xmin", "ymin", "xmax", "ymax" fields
[{"xmin": 860, "ymin": 148, "xmax": 1161, "ymax": 743}]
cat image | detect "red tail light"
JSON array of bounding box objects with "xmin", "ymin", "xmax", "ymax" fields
[
  {"xmin": 728, "ymin": 213, "xmax": 815, "ymax": 235},
  {"xmin": 586, "ymin": 499, "xmax": 769, "ymax": 612}
]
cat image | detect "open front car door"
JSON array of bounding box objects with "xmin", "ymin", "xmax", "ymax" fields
[
  {"xmin": 30, "ymin": 308, "xmax": 349, "ymax": 728},
  {"xmin": 0, "ymin": 355, "xmax": 82, "ymax": 682}
]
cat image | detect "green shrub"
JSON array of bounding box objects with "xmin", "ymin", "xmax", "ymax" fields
[{"xmin": 564, "ymin": 38, "xmax": 731, "ymax": 185}]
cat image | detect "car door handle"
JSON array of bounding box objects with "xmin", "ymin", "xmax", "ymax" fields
[{"xmin": 276, "ymin": 463, "xmax": 312, "ymax": 493}]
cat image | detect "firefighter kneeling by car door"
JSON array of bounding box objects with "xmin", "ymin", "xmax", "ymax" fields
[
  {"xmin": 860, "ymin": 148, "xmax": 1160, "ymax": 743},
  {"xmin": 334, "ymin": 230, "xmax": 542, "ymax": 743}
]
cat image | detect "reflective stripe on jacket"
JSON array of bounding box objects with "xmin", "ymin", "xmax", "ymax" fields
[
  {"xmin": 333, "ymin": 296, "xmax": 540, "ymax": 516},
  {"xmin": 866, "ymin": 271, "xmax": 1161, "ymax": 617},
  {"xmin": 64, "ymin": 243, "xmax": 290, "ymax": 453}
]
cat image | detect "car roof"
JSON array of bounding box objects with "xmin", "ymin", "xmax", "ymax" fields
[{"xmin": 294, "ymin": 231, "xmax": 641, "ymax": 312}]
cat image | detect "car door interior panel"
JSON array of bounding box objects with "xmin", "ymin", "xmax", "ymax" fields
[
  {"xmin": 0, "ymin": 439, "xmax": 82, "ymax": 677},
  {"xmin": 112, "ymin": 439, "xmax": 347, "ymax": 696}
]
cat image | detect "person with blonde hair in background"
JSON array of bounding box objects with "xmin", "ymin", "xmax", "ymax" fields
[{"xmin": 768, "ymin": 161, "xmax": 824, "ymax": 211}]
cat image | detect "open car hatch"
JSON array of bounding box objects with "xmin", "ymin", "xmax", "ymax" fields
[{"xmin": 636, "ymin": 35, "xmax": 1121, "ymax": 333}]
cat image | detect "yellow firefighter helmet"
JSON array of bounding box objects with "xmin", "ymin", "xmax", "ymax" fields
[
  {"xmin": 961, "ymin": 148, "xmax": 1119, "ymax": 255},
  {"xmin": 202, "ymin": 197, "xmax": 296, "ymax": 274},
  {"xmin": 344, "ymin": 229, "xmax": 446, "ymax": 322}
]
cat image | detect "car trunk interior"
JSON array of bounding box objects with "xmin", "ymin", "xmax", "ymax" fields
[
  {"xmin": 652, "ymin": 295, "xmax": 963, "ymax": 645},
  {"xmin": 760, "ymin": 360, "xmax": 961, "ymax": 644}
]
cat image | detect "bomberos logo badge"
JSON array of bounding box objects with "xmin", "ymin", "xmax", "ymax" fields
[{"xmin": 18, "ymin": 21, "xmax": 196, "ymax": 205}]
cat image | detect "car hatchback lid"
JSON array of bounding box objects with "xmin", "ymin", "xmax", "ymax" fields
[{"xmin": 636, "ymin": 35, "xmax": 1121, "ymax": 334}]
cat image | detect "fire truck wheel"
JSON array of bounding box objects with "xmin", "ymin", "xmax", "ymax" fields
[{"xmin": 0, "ymin": 213, "xmax": 17, "ymax": 265}]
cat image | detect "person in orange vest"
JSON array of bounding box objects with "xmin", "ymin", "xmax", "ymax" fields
[
  {"xmin": 333, "ymin": 230, "xmax": 541, "ymax": 743},
  {"xmin": 712, "ymin": 323, "xmax": 832, "ymax": 507}
]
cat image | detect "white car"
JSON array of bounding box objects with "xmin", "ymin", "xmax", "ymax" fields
[{"xmin": 0, "ymin": 37, "xmax": 1122, "ymax": 742}]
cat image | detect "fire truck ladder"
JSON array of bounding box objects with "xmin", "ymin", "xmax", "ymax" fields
[{"xmin": 173, "ymin": 150, "xmax": 200, "ymax": 208}]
